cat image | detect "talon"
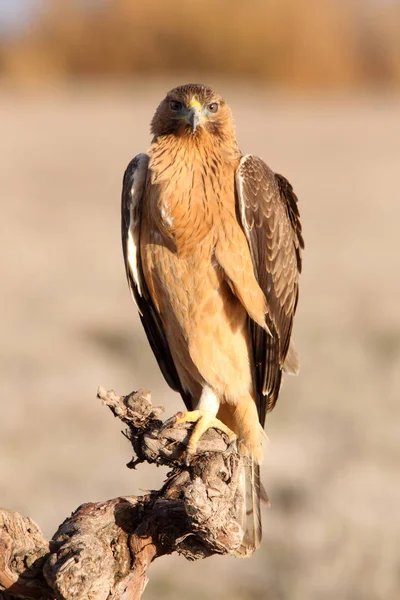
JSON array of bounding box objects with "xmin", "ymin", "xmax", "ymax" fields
[
  {"xmin": 225, "ymin": 438, "xmax": 238, "ymax": 454},
  {"xmin": 160, "ymin": 414, "xmax": 178, "ymax": 430},
  {"xmin": 160, "ymin": 409, "xmax": 237, "ymax": 460},
  {"xmin": 158, "ymin": 412, "xmax": 181, "ymax": 438},
  {"xmin": 184, "ymin": 450, "xmax": 193, "ymax": 466}
]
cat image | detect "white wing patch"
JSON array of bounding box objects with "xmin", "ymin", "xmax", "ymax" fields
[
  {"xmin": 124, "ymin": 153, "xmax": 149, "ymax": 313},
  {"xmin": 127, "ymin": 225, "xmax": 141, "ymax": 296},
  {"xmin": 236, "ymin": 154, "xmax": 252, "ymax": 232},
  {"xmin": 161, "ymin": 205, "xmax": 174, "ymax": 227}
]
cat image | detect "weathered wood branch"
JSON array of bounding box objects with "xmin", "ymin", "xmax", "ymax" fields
[{"xmin": 0, "ymin": 388, "xmax": 246, "ymax": 600}]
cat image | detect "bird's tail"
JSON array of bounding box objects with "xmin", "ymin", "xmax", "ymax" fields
[{"xmin": 236, "ymin": 457, "xmax": 262, "ymax": 557}]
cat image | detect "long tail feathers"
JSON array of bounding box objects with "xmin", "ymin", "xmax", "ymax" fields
[
  {"xmin": 283, "ymin": 340, "xmax": 300, "ymax": 375},
  {"xmin": 236, "ymin": 458, "xmax": 262, "ymax": 557}
]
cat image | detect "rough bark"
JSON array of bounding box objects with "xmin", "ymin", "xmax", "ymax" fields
[{"xmin": 0, "ymin": 388, "xmax": 246, "ymax": 600}]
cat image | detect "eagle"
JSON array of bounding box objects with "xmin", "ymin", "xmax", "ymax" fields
[{"xmin": 121, "ymin": 84, "xmax": 303, "ymax": 556}]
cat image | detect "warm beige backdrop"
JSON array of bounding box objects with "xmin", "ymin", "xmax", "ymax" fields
[
  {"xmin": 1, "ymin": 80, "xmax": 399, "ymax": 599},
  {"xmin": 1, "ymin": 0, "xmax": 400, "ymax": 89}
]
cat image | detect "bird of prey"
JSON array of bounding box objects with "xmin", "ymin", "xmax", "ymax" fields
[{"xmin": 121, "ymin": 84, "xmax": 303, "ymax": 556}]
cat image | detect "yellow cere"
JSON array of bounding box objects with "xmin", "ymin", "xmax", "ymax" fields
[{"xmin": 188, "ymin": 99, "xmax": 202, "ymax": 111}]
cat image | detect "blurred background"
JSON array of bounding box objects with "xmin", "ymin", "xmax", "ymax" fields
[{"xmin": 1, "ymin": 1, "xmax": 400, "ymax": 599}]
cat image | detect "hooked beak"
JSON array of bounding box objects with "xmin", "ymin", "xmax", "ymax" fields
[
  {"xmin": 187, "ymin": 100, "xmax": 203, "ymax": 133},
  {"xmin": 187, "ymin": 106, "xmax": 202, "ymax": 133}
]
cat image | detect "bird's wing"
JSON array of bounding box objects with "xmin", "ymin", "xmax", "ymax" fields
[
  {"xmin": 121, "ymin": 154, "xmax": 192, "ymax": 405},
  {"xmin": 235, "ymin": 154, "xmax": 304, "ymax": 425}
]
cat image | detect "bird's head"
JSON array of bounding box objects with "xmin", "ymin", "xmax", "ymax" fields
[{"xmin": 150, "ymin": 84, "xmax": 235, "ymax": 140}]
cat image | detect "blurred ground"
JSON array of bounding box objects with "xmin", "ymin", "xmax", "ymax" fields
[{"xmin": 1, "ymin": 82, "xmax": 400, "ymax": 600}]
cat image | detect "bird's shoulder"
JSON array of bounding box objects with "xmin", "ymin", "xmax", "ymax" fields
[
  {"xmin": 122, "ymin": 153, "xmax": 150, "ymax": 194},
  {"xmin": 235, "ymin": 153, "xmax": 304, "ymax": 262}
]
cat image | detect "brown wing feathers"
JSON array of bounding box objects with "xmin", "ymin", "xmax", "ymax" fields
[
  {"xmin": 275, "ymin": 173, "xmax": 304, "ymax": 274},
  {"xmin": 236, "ymin": 156, "xmax": 303, "ymax": 424}
]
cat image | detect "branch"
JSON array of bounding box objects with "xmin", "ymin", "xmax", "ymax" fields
[{"xmin": 0, "ymin": 388, "xmax": 246, "ymax": 600}]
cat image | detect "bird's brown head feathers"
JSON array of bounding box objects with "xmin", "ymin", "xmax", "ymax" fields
[{"xmin": 151, "ymin": 84, "xmax": 235, "ymax": 142}]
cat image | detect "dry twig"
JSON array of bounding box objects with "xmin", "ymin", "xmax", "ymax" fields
[{"xmin": 0, "ymin": 387, "xmax": 246, "ymax": 600}]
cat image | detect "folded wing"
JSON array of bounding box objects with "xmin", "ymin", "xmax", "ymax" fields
[
  {"xmin": 235, "ymin": 155, "xmax": 304, "ymax": 425},
  {"xmin": 121, "ymin": 154, "xmax": 193, "ymax": 407}
]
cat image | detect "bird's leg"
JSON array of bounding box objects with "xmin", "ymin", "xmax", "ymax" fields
[
  {"xmin": 175, "ymin": 410, "xmax": 237, "ymax": 465},
  {"xmin": 163, "ymin": 386, "xmax": 236, "ymax": 465}
]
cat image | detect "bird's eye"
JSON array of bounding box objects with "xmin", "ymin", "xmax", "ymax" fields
[
  {"xmin": 207, "ymin": 102, "xmax": 219, "ymax": 113},
  {"xmin": 170, "ymin": 100, "xmax": 182, "ymax": 111}
]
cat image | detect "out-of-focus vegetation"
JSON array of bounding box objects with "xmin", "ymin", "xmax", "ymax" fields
[{"xmin": 0, "ymin": 0, "xmax": 400, "ymax": 88}]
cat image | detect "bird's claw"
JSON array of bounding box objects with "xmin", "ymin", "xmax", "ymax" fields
[
  {"xmin": 183, "ymin": 449, "xmax": 194, "ymax": 466},
  {"xmin": 158, "ymin": 409, "xmax": 237, "ymax": 465},
  {"xmin": 158, "ymin": 412, "xmax": 187, "ymax": 439},
  {"xmin": 224, "ymin": 438, "xmax": 238, "ymax": 454}
]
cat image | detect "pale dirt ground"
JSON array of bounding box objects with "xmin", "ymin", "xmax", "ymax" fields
[{"xmin": 1, "ymin": 81, "xmax": 400, "ymax": 600}]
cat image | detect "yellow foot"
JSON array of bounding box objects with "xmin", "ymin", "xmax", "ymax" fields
[{"xmin": 163, "ymin": 409, "xmax": 237, "ymax": 465}]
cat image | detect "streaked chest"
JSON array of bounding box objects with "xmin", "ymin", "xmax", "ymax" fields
[{"xmin": 143, "ymin": 137, "xmax": 237, "ymax": 253}]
